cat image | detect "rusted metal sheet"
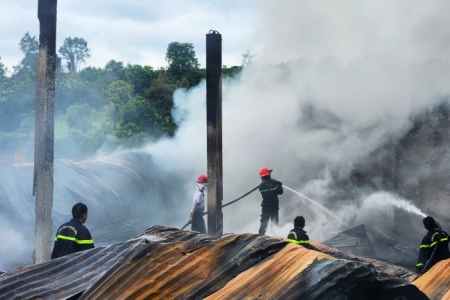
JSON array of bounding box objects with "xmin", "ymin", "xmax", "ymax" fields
[
  {"xmin": 207, "ymin": 244, "xmax": 427, "ymax": 300},
  {"xmin": 0, "ymin": 226, "xmax": 430, "ymax": 300},
  {"xmin": 413, "ymin": 258, "xmax": 450, "ymax": 300},
  {"xmin": 81, "ymin": 228, "xmax": 284, "ymax": 299}
]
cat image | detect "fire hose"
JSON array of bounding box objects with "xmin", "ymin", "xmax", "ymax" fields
[
  {"xmin": 180, "ymin": 184, "xmax": 260, "ymax": 231},
  {"xmin": 421, "ymin": 220, "xmax": 443, "ymax": 274}
]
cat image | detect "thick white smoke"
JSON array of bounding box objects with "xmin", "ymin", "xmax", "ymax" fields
[{"xmin": 146, "ymin": 0, "xmax": 450, "ymax": 241}]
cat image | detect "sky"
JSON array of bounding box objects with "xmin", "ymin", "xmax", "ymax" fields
[
  {"xmin": 0, "ymin": 0, "xmax": 256, "ymax": 71},
  {"xmin": 3, "ymin": 1, "xmax": 450, "ymax": 269}
]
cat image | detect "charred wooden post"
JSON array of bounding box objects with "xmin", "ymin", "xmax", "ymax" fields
[
  {"xmin": 206, "ymin": 30, "xmax": 223, "ymax": 238},
  {"xmin": 33, "ymin": 0, "xmax": 57, "ymax": 264}
]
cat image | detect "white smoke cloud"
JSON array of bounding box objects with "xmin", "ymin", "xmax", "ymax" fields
[{"xmin": 146, "ymin": 1, "xmax": 450, "ymax": 239}]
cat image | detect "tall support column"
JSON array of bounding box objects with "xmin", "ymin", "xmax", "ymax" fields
[
  {"xmin": 33, "ymin": 0, "xmax": 57, "ymax": 264},
  {"xmin": 206, "ymin": 30, "xmax": 223, "ymax": 238}
]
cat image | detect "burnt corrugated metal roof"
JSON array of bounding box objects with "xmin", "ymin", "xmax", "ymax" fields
[
  {"xmin": 323, "ymin": 224, "xmax": 417, "ymax": 268},
  {"xmin": 0, "ymin": 226, "xmax": 429, "ymax": 300},
  {"xmin": 413, "ymin": 258, "xmax": 450, "ymax": 300}
]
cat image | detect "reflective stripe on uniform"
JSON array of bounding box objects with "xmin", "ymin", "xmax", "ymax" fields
[
  {"xmin": 420, "ymin": 237, "xmax": 449, "ymax": 248},
  {"xmin": 289, "ymin": 231, "xmax": 298, "ymax": 240},
  {"xmin": 286, "ymin": 238, "xmax": 310, "ymax": 244},
  {"xmin": 416, "ymin": 263, "xmax": 424, "ymax": 267},
  {"xmin": 55, "ymin": 234, "xmax": 94, "ymax": 245},
  {"xmin": 260, "ymin": 186, "xmax": 280, "ymax": 193}
]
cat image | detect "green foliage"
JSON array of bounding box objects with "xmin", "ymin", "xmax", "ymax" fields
[
  {"xmin": 55, "ymin": 75, "xmax": 104, "ymax": 112},
  {"xmin": 104, "ymin": 60, "xmax": 125, "ymax": 81},
  {"xmin": 0, "ymin": 78, "xmax": 35, "ymax": 132},
  {"xmin": 19, "ymin": 32, "xmax": 39, "ymax": 55},
  {"xmin": 58, "ymin": 37, "xmax": 91, "ymax": 72},
  {"xmin": 143, "ymin": 72, "xmax": 176, "ymax": 135},
  {"xmin": 1, "ymin": 37, "xmax": 240, "ymax": 160},
  {"xmin": 165, "ymin": 42, "xmax": 201, "ymax": 87},
  {"xmin": 105, "ymin": 80, "xmax": 134, "ymax": 128},
  {"xmin": 15, "ymin": 32, "xmax": 40, "ymax": 78},
  {"xmin": 118, "ymin": 96, "xmax": 152, "ymax": 136},
  {"xmin": 222, "ymin": 66, "xmax": 242, "ymax": 78},
  {"xmin": 124, "ymin": 64, "xmax": 156, "ymax": 94},
  {"xmin": 0, "ymin": 56, "xmax": 7, "ymax": 79},
  {"xmin": 65, "ymin": 103, "xmax": 93, "ymax": 132}
]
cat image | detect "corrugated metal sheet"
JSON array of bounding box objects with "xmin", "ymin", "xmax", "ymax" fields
[
  {"xmin": 312, "ymin": 242, "xmax": 417, "ymax": 281},
  {"xmin": 207, "ymin": 244, "xmax": 426, "ymax": 300},
  {"xmin": 413, "ymin": 258, "xmax": 450, "ymax": 300},
  {"xmin": 0, "ymin": 150, "xmax": 186, "ymax": 271},
  {"xmin": 323, "ymin": 224, "xmax": 417, "ymax": 268},
  {"xmin": 0, "ymin": 226, "xmax": 429, "ymax": 300}
]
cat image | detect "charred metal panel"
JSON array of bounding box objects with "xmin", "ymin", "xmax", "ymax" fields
[
  {"xmin": 413, "ymin": 258, "xmax": 450, "ymax": 300},
  {"xmin": 313, "ymin": 242, "xmax": 418, "ymax": 281},
  {"xmin": 0, "ymin": 226, "xmax": 431, "ymax": 300},
  {"xmin": 206, "ymin": 30, "xmax": 223, "ymax": 238},
  {"xmin": 207, "ymin": 244, "xmax": 428, "ymax": 300},
  {"xmin": 324, "ymin": 224, "xmax": 417, "ymax": 269},
  {"xmin": 0, "ymin": 242, "xmax": 139, "ymax": 299},
  {"xmin": 81, "ymin": 231, "xmax": 284, "ymax": 299}
]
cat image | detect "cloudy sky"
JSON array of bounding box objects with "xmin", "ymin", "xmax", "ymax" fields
[{"xmin": 0, "ymin": 0, "xmax": 256, "ymax": 71}]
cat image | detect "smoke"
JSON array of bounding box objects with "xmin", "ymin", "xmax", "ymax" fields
[
  {"xmin": 3, "ymin": 1, "xmax": 450, "ymax": 271},
  {"xmin": 145, "ymin": 1, "xmax": 450, "ymax": 242}
]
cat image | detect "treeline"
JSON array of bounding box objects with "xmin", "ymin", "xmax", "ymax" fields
[{"xmin": 0, "ymin": 33, "xmax": 242, "ymax": 160}]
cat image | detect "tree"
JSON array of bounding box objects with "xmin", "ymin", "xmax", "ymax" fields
[
  {"xmin": 14, "ymin": 32, "xmax": 40, "ymax": 77},
  {"xmin": 124, "ymin": 64, "xmax": 156, "ymax": 95},
  {"xmin": 65, "ymin": 103, "xmax": 92, "ymax": 132},
  {"xmin": 242, "ymin": 50, "xmax": 256, "ymax": 66},
  {"xmin": 19, "ymin": 32, "xmax": 39, "ymax": 55},
  {"xmin": 104, "ymin": 60, "xmax": 125, "ymax": 79},
  {"xmin": 165, "ymin": 42, "xmax": 200, "ymax": 87},
  {"xmin": 143, "ymin": 72, "xmax": 176, "ymax": 135},
  {"xmin": 0, "ymin": 56, "xmax": 6, "ymax": 79},
  {"xmin": 58, "ymin": 37, "xmax": 91, "ymax": 71},
  {"xmin": 105, "ymin": 80, "xmax": 133, "ymax": 129},
  {"xmin": 118, "ymin": 96, "xmax": 152, "ymax": 136}
]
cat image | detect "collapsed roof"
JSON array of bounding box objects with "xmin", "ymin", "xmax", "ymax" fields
[
  {"xmin": 323, "ymin": 224, "xmax": 418, "ymax": 269},
  {"xmin": 0, "ymin": 226, "xmax": 429, "ymax": 300}
]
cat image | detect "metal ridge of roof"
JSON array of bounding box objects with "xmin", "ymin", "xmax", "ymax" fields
[
  {"xmin": 413, "ymin": 259, "xmax": 450, "ymax": 300},
  {"xmin": 0, "ymin": 226, "xmax": 429, "ymax": 300}
]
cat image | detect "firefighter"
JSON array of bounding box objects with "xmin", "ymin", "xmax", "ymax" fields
[
  {"xmin": 190, "ymin": 174, "xmax": 208, "ymax": 234},
  {"xmin": 51, "ymin": 203, "xmax": 94, "ymax": 259},
  {"xmin": 258, "ymin": 167, "xmax": 283, "ymax": 235},
  {"xmin": 416, "ymin": 216, "xmax": 450, "ymax": 273},
  {"xmin": 286, "ymin": 216, "xmax": 317, "ymax": 250}
]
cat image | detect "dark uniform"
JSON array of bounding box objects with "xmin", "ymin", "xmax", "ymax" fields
[
  {"xmin": 416, "ymin": 229, "xmax": 450, "ymax": 272},
  {"xmin": 287, "ymin": 227, "xmax": 317, "ymax": 250},
  {"xmin": 258, "ymin": 178, "xmax": 283, "ymax": 235},
  {"xmin": 51, "ymin": 219, "xmax": 94, "ymax": 259}
]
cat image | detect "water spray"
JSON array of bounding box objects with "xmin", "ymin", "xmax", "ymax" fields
[
  {"xmin": 372, "ymin": 192, "xmax": 426, "ymax": 218},
  {"xmin": 283, "ymin": 185, "xmax": 349, "ymax": 228}
]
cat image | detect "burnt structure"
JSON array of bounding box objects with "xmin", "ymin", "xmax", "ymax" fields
[
  {"xmin": 0, "ymin": 226, "xmax": 430, "ymax": 300},
  {"xmin": 33, "ymin": 0, "xmax": 57, "ymax": 264},
  {"xmin": 206, "ymin": 30, "xmax": 223, "ymax": 237}
]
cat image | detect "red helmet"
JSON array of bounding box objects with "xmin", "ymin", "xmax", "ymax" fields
[
  {"xmin": 196, "ymin": 174, "xmax": 208, "ymax": 183},
  {"xmin": 259, "ymin": 168, "xmax": 272, "ymax": 177}
]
